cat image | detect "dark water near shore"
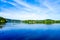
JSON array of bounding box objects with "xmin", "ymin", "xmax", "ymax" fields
[{"xmin": 0, "ymin": 23, "xmax": 60, "ymax": 40}]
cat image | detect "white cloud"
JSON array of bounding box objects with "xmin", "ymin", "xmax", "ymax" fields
[
  {"xmin": 0, "ymin": 0, "xmax": 60, "ymax": 20},
  {"xmin": 0, "ymin": 12, "xmax": 48, "ymax": 20}
]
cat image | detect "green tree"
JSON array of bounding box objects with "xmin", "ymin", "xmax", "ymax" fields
[{"xmin": 0, "ymin": 17, "xmax": 7, "ymax": 25}]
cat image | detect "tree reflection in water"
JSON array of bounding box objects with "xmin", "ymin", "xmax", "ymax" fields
[
  {"xmin": 0, "ymin": 17, "xmax": 7, "ymax": 28},
  {"xmin": 0, "ymin": 22, "xmax": 6, "ymax": 28}
]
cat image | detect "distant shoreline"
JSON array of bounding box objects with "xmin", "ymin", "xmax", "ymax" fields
[
  {"xmin": 0, "ymin": 17, "xmax": 60, "ymax": 24},
  {"xmin": 22, "ymin": 19, "xmax": 60, "ymax": 24}
]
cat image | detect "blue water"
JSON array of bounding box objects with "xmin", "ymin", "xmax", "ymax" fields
[{"xmin": 0, "ymin": 23, "xmax": 60, "ymax": 40}]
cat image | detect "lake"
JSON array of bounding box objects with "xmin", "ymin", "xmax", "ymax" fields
[{"xmin": 0, "ymin": 22, "xmax": 60, "ymax": 40}]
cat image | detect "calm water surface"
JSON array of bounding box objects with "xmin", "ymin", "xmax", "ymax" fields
[{"xmin": 0, "ymin": 22, "xmax": 60, "ymax": 40}]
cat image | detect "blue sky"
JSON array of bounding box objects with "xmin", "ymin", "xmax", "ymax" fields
[{"xmin": 0, "ymin": 0, "xmax": 60, "ymax": 20}]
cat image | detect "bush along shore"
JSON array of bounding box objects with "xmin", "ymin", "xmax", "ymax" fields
[{"xmin": 22, "ymin": 19, "xmax": 60, "ymax": 24}]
